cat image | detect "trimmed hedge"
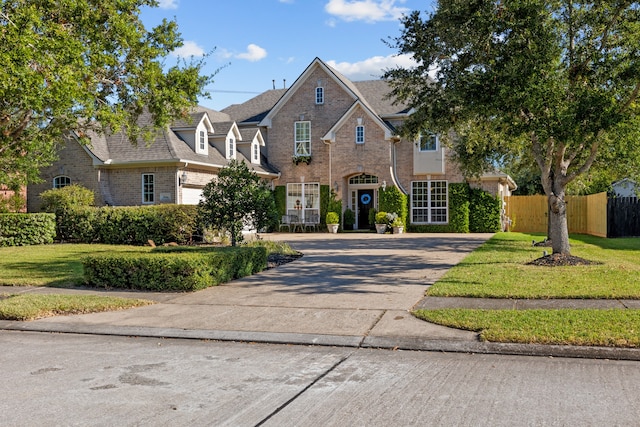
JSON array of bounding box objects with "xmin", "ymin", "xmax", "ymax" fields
[
  {"xmin": 469, "ymin": 188, "xmax": 501, "ymax": 232},
  {"xmin": 58, "ymin": 205, "xmax": 199, "ymax": 245},
  {"xmin": 83, "ymin": 246, "xmax": 267, "ymax": 292},
  {"xmin": 0, "ymin": 213, "xmax": 56, "ymax": 246},
  {"xmin": 379, "ymin": 185, "xmax": 408, "ymax": 226}
]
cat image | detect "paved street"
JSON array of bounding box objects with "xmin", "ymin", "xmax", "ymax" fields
[{"xmin": 2, "ymin": 330, "xmax": 639, "ymax": 426}]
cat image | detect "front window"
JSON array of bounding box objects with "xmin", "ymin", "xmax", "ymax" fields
[
  {"xmin": 294, "ymin": 121, "xmax": 311, "ymax": 156},
  {"xmin": 286, "ymin": 182, "xmax": 320, "ymax": 223},
  {"xmin": 356, "ymin": 125, "xmax": 365, "ymax": 144},
  {"xmin": 53, "ymin": 176, "xmax": 70, "ymax": 189},
  {"xmin": 142, "ymin": 173, "xmax": 155, "ymax": 204},
  {"xmin": 253, "ymin": 143, "xmax": 259, "ymax": 162},
  {"xmin": 315, "ymin": 87, "xmax": 324, "ymax": 104},
  {"xmin": 411, "ymin": 180, "xmax": 448, "ymax": 224},
  {"xmin": 419, "ymin": 133, "xmax": 438, "ymax": 151}
]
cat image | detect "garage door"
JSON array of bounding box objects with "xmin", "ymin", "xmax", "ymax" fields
[{"xmin": 181, "ymin": 188, "xmax": 204, "ymax": 205}]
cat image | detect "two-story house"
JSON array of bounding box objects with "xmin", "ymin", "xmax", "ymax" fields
[
  {"xmin": 223, "ymin": 57, "xmax": 516, "ymax": 229},
  {"xmin": 28, "ymin": 57, "xmax": 515, "ymax": 230}
]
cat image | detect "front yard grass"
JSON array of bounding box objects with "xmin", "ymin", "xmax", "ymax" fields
[
  {"xmin": 416, "ymin": 232, "xmax": 640, "ymax": 348},
  {"xmin": 426, "ymin": 232, "xmax": 640, "ymax": 299},
  {"xmin": 414, "ymin": 309, "xmax": 640, "ymax": 348},
  {"xmin": 0, "ymin": 294, "xmax": 153, "ymax": 321}
]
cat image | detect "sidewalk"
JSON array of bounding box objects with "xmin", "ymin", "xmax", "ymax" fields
[{"xmin": 2, "ymin": 233, "xmax": 639, "ymax": 361}]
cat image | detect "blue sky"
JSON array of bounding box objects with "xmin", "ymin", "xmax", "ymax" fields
[{"xmin": 141, "ymin": 0, "xmax": 436, "ymax": 111}]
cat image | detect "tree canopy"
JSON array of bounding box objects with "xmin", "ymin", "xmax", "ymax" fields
[
  {"xmin": 198, "ymin": 160, "xmax": 277, "ymax": 246},
  {"xmin": 384, "ymin": 0, "xmax": 640, "ymax": 255},
  {"xmin": 0, "ymin": 0, "xmax": 212, "ymax": 189}
]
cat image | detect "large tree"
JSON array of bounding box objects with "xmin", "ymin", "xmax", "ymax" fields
[
  {"xmin": 0, "ymin": 0, "xmax": 212, "ymax": 189},
  {"xmin": 384, "ymin": 1, "xmax": 640, "ymax": 255},
  {"xmin": 199, "ymin": 160, "xmax": 277, "ymax": 246}
]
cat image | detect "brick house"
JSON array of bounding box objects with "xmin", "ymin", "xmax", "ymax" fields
[
  {"xmin": 28, "ymin": 57, "xmax": 515, "ymax": 230},
  {"xmin": 224, "ymin": 57, "xmax": 516, "ymax": 229}
]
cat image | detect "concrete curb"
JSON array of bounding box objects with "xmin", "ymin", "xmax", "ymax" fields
[{"xmin": 3, "ymin": 320, "xmax": 640, "ymax": 362}]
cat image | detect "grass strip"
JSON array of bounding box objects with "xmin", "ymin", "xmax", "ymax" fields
[
  {"xmin": 0, "ymin": 294, "xmax": 153, "ymax": 321},
  {"xmin": 427, "ymin": 232, "xmax": 640, "ymax": 299},
  {"xmin": 414, "ymin": 308, "xmax": 640, "ymax": 348}
]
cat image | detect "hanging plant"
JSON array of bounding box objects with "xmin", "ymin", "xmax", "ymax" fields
[{"xmin": 292, "ymin": 155, "xmax": 312, "ymax": 165}]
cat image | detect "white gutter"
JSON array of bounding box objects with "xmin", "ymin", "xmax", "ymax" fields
[{"xmin": 390, "ymin": 139, "xmax": 408, "ymax": 195}]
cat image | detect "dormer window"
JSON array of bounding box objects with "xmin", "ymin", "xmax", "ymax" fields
[
  {"xmin": 229, "ymin": 137, "xmax": 235, "ymax": 158},
  {"xmin": 315, "ymin": 87, "xmax": 324, "ymax": 104},
  {"xmin": 253, "ymin": 143, "xmax": 259, "ymax": 163},
  {"xmin": 356, "ymin": 125, "xmax": 365, "ymax": 144},
  {"xmin": 199, "ymin": 130, "xmax": 206, "ymax": 151}
]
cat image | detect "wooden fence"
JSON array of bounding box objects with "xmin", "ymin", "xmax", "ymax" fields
[{"xmin": 505, "ymin": 193, "xmax": 608, "ymax": 237}]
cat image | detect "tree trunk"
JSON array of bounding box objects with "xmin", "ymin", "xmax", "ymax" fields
[{"xmin": 547, "ymin": 193, "xmax": 571, "ymax": 255}]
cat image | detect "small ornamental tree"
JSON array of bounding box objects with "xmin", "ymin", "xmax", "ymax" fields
[
  {"xmin": 198, "ymin": 160, "xmax": 277, "ymax": 246},
  {"xmin": 385, "ymin": 1, "xmax": 640, "ymax": 256}
]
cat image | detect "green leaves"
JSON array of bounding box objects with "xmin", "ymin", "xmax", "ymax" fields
[
  {"xmin": 198, "ymin": 160, "xmax": 278, "ymax": 246},
  {"xmin": 0, "ymin": 0, "xmax": 213, "ymax": 188}
]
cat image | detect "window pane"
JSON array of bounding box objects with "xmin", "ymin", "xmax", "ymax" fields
[
  {"xmin": 295, "ymin": 122, "xmax": 311, "ymax": 156},
  {"xmin": 316, "ymin": 87, "xmax": 324, "ymax": 104},
  {"xmin": 419, "ymin": 133, "xmax": 437, "ymax": 151},
  {"xmin": 143, "ymin": 174, "xmax": 154, "ymax": 203},
  {"xmin": 53, "ymin": 176, "xmax": 70, "ymax": 189},
  {"xmin": 356, "ymin": 126, "xmax": 364, "ymax": 144}
]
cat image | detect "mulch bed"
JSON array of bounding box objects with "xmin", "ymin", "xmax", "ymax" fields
[
  {"xmin": 267, "ymin": 253, "xmax": 303, "ymax": 269},
  {"xmin": 527, "ymin": 253, "xmax": 596, "ymax": 267}
]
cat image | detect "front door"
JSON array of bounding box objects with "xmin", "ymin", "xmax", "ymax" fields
[{"xmin": 357, "ymin": 189, "xmax": 374, "ymax": 230}]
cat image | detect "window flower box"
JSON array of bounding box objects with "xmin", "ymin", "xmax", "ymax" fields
[{"xmin": 292, "ymin": 155, "xmax": 312, "ymax": 165}]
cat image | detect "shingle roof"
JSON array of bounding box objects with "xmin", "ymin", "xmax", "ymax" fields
[{"xmin": 221, "ymin": 89, "xmax": 286, "ymax": 124}]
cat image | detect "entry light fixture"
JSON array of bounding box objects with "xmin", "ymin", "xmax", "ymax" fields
[{"xmin": 180, "ymin": 171, "xmax": 188, "ymax": 186}]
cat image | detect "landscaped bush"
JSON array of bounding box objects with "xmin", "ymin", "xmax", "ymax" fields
[
  {"xmin": 469, "ymin": 188, "xmax": 501, "ymax": 232},
  {"xmin": 83, "ymin": 246, "xmax": 267, "ymax": 291},
  {"xmin": 58, "ymin": 205, "xmax": 198, "ymax": 245},
  {"xmin": 379, "ymin": 185, "xmax": 408, "ymax": 226},
  {"xmin": 39, "ymin": 184, "xmax": 95, "ymax": 240},
  {"xmin": 0, "ymin": 213, "xmax": 56, "ymax": 246},
  {"xmin": 408, "ymin": 183, "xmax": 470, "ymax": 233}
]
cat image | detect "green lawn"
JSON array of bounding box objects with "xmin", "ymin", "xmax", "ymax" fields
[
  {"xmin": 0, "ymin": 294, "xmax": 153, "ymax": 321},
  {"xmin": 417, "ymin": 232, "xmax": 640, "ymax": 348},
  {"xmin": 0, "ymin": 244, "xmax": 152, "ymax": 287},
  {"xmin": 427, "ymin": 232, "xmax": 640, "ymax": 299},
  {"xmin": 414, "ymin": 309, "xmax": 640, "ymax": 348}
]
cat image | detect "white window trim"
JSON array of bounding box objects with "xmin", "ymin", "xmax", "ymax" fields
[
  {"xmin": 356, "ymin": 125, "xmax": 365, "ymax": 144},
  {"xmin": 286, "ymin": 182, "xmax": 320, "ymax": 223},
  {"xmin": 410, "ymin": 180, "xmax": 448, "ymax": 224},
  {"xmin": 315, "ymin": 87, "xmax": 324, "ymax": 104},
  {"xmin": 199, "ymin": 130, "xmax": 206, "ymax": 151},
  {"xmin": 294, "ymin": 121, "xmax": 311, "ymax": 156},
  {"xmin": 142, "ymin": 173, "xmax": 155, "ymax": 204},
  {"xmin": 228, "ymin": 137, "xmax": 235, "ymax": 159},
  {"xmin": 252, "ymin": 143, "xmax": 259, "ymax": 163},
  {"xmin": 418, "ymin": 133, "xmax": 438, "ymax": 152}
]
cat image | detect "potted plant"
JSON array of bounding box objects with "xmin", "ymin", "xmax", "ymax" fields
[
  {"xmin": 390, "ymin": 215, "xmax": 404, "ymax": 234},
  {"xmin": 375, "ymin": 211, "xmax": 388, "ymax": 234},
  {"xmin": 343, "ymin": 208, "xmax": 355, "ymax": 231},
  {"xmin": 326, "ymin": 211, "xmax": 340, "ymax": 233}
]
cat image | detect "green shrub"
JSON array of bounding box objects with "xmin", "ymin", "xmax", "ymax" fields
[
  {"xmin": 326, "ymin": 211, "xmax": 340, "ymax": 224},
  {"xmin": 83, "ymin": 246, "xmax": 267, "ymax": 292},
  {"xmin": 40, "ymin": 184, "xmax": 95, "ymax": 240},
  {"xmin": 375, "ymin": 211, "xmax": 388, "ymax": 224},
  {"xmin": 448, "ymin": 183, "xmax": 470, "ymax": 233},
  {"xmin": 274, "ymin": 185, "xmax": 287, "ymax": 216},
  {"xmin": 0, "ymin": 213, "xmax": 56, "ymax": 246},
  {"xmin": 469, "ymin": 188, "xmax": 501, "ymax": 232},
  {"xmin": 59, "ymin": 205, "xmax": 198, "ymax": 245},
  {"xmin": 379, "ymin": 186, "xmax": 408, "ymax": 226},
  {"xmin": 343, "ymin": 208, "xmax": 355, "ymax": 226}
]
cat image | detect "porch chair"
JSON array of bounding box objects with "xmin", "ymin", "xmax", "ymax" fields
[{"xmin": 278, "ymin": 215, "xmax": 292, "ymax": 232}]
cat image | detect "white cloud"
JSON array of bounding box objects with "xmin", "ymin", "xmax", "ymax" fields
[
  {"xmin": 171, "ymin": 41, "xmax": 205, "ymax": 58},
  {"xmin": 327, "ymin": 54, "xmax": 417, "ymax": 81},
  {"xmin": 324, "ymin": 0, "xmax": 409, "ymax": 23},
  {"xmin": 157, "ymin": 0, "xmax": 179, "ymax": 9},
  {"xmin": 236, "ymin": 44, "xmax": 268, "ymax": 62}
]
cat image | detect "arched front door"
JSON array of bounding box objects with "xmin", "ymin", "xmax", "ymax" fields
[{"xmin": 348, "ymin": 174, "xmax": 379, "ymax": 230}]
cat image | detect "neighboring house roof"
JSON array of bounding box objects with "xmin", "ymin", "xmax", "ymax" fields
[{"xmin": 75, "ymin": 110, "xmax": 278, "ymax": 176}]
